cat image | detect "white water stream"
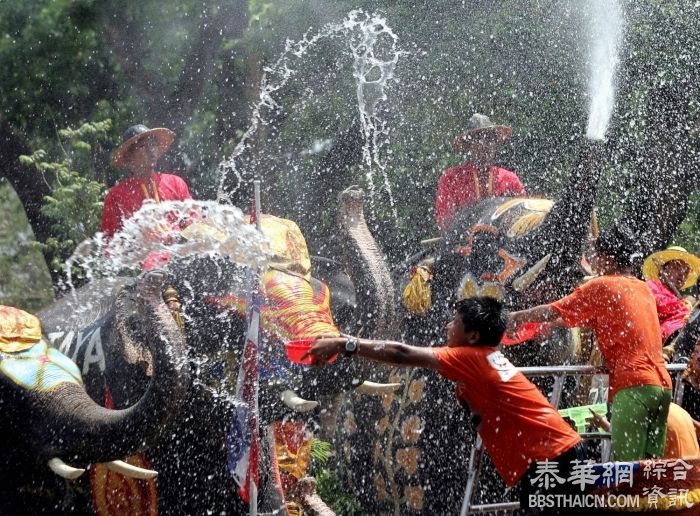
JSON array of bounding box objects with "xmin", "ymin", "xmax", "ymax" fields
[
  {"xmin": 585, "ymin": 0, "xmax": 624, "ymax": 140},
  {"xmin": 215, "ymin": 10, "xmax": 402, "ymax": 215}
]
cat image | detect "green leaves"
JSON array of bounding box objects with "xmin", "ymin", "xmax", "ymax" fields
[{"xmin": 19, "ymin": 120, "xmax": 111, "ymax": 277}]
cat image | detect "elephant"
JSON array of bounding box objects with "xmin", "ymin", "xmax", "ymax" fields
[
  {"xmin": 330, "ymin": 141, "xmax": 613, "ymax": 514},
  {"xmin": 30, "ymin": 209, "xmax": 395, "ymax": 515},
  {"xmin": 0, "ymin": 270, "xmax": 189, "ymax": 515}
]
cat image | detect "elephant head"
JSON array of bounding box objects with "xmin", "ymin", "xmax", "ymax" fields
[
  {"xmin": 1, "ymin": 270, "xmax": 189, "ymax": 513},
  {"xmin": 431, "ymin": 139, "xmax": 605, "ymax": 316}
]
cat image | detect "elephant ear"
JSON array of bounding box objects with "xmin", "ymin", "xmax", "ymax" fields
[{"xmin": 0, "ymin": 305, "xmax": 42, "ymax": 353}]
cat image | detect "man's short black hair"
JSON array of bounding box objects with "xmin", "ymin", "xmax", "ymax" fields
[
  {"xmin": 454, "ymin": 296, "xmax": 507, "ymax": 346},
  {"xmin": 595, "ymin": 224, "xmax": 637, "ymax": 266}
]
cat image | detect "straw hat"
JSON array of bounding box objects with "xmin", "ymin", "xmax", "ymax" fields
[
  {"xmin": 452, "ymin": 113, "xmax": 512, "ymax": 151},
  {"xmin": 642, "ymin": 246, "xmax": 700, "ymax": 290},
  {"xmin": 111, "ymin": 124, "xmax": 175, "ymax": 169}
]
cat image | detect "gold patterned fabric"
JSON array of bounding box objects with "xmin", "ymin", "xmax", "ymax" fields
[
  {"xmin": 402, "ymin": 265, "xmax": 433, "ymax": 315},
  {"xmin": 250, "ymin": 214, "xmax": 312, "ymax": 280},
  {"xmin": 0, "ymin": 305, "xmax": 42, "ymax": 353}
]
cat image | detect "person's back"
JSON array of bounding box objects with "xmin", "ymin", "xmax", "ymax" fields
[
  {"xmin": 664, "ymin": 403, "xmax": 700, "ymax": 459},
  {"xmin": 551, "ymin": 275, "xmax": 671, "ymax": 399}
]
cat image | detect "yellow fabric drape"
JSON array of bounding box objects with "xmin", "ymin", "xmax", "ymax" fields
[
  {"xmin": 0, "ymin": 305, "xmax": 42, "ymax": 353},
  {"xmin": 402, "ymin": 266, "xmax": 433, "ymax": 315}
]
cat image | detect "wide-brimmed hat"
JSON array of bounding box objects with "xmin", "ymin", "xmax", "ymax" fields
[
  {"xmin": 642, "ymin": 246, "xmax": 700, "ymax": 290},
  {"xmin": 452, "ymin": 113, "xmax": 512, "ymax": 151},
  {"xmin": 111, "ymin": 124, "xmax": 175, "ymax": 169}
]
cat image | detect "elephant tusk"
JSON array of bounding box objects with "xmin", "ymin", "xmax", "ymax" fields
[
  {"xmin": 281, "ymin": 390, "xmax": 319, "ymax": 412},
  {"xmin": 48, "ymin": 457, "xmax": 85, "ymax": 480},
  {"xmin": 106, "ymin": 460, "xmax": 159, "ymax": 480},
  {"xmin": 355, "ymin": 381, "xmax": 402, "ymax": 395},
  {"xmin": 511, "ymin": 254, "xmax": 552, "ymax": 293}
]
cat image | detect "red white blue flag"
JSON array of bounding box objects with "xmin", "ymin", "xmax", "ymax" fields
[{"xmin": 227, "ymin": 281, "xmax": 261, "ymax": 507}]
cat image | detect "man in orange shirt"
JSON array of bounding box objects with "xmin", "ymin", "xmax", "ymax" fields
[
  {"xmin": 508, "ymin": 231, "xmax": 672, "ymax": 461},
  {"xmin": 303, "ymin": 296, "xmax": 582, "ymax": 510}
]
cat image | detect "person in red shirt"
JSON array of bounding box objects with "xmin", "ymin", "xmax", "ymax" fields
[
  {"xmin": 508, "ymin": 231, "xmax": 673, "ymax": 461},
  {"xmin": 435, "ymin": 113, "xmax": 525, "ymax": 231},
  {"xmin": 101, "ymin": 124, "xmax": 192, "ymax": 239},
  {"xmin": 303, "ymin": 296, "xmax": 582, "ymax": 511},
  {"xmin": 642, "ymin": 246, "xmax": 700, "ymax": 345}
]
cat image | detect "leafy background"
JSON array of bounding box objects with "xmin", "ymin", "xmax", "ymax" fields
[{"xmin": 1, "ymin": 0, "xmax": 698, "ymax": 305}]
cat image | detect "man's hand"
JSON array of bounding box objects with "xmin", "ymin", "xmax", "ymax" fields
[
  {"xmin": 586, "ymin": 407, "xmax": 611, "ymax": 431},
  {"xmin": 301, "ymin": 337, "xmax": 347, "ymax": 366},
  {"xmin": 505, "ymin": 313, "xmax": 521, "ymax": 338}
]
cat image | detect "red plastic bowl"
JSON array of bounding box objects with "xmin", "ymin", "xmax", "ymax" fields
[
  {"xmin": 285, "ymin": 339, "xmax": 337, "ymax": 365},
  {"xmin": 501, "ymin": 322, "xmax": 543, "ymax": 346}
]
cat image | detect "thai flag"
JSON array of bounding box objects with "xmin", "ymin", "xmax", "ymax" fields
[{"xmin": 227, "ymin": 281, "xmax": 261, "ymax": 508}]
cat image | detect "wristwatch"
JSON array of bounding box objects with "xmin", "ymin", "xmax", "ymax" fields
[{"xmin": 344, "ymin": 338, "xmax": 358, "ymax": 357}]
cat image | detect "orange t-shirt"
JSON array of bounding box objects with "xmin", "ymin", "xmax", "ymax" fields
[
  {"xmin": 663, "ymin": 403, "xmax": 700, "ymax": 459},
  {"xmin": 551, "ymin": 275, "xmax": 672, "ymax": 400},
  {"xmin": 433, "ymin": 346, "xmax": 581, "ymax": 486}
]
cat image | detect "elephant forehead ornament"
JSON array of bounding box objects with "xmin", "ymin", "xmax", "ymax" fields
[
  {"xmin": 208, "ymin": 214, "xmax": 339, "ymax": 353},
  {"xmin": 0, "ymin": 306, "xmax": 82, "ymax": 391},
  {"xmin": 402, "ymin": 198, "xmax": 552, "ymax": 311}
]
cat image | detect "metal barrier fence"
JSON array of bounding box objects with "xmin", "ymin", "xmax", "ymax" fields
[{"xmin": 459, "ymin": 363, "xmax": 688, "ymax": 515}]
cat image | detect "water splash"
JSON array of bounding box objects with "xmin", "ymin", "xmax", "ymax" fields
[
  {"xmin": 216, "ymin": 10, "xmax": 402, "ymax": 214},
  {"xmin": 585, "ymin": 0, "xmax": 624, "ymax": 140},
  {"xmin": 65, "ymin": 200, "xmax": 271, "ymax": 289}
]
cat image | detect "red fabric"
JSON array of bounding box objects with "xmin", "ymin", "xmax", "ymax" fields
[
  {"xmin": 551, "ymin": 276, "xmax": 672, "ymax": 400},
  {"xmin": 434, "ymin": 163, "xmax": 525, "ymax": 230},
  {"xmin": 433, "ymin": 346, "xmax": 581, "ymax": 486},
  {"xmin": 100, "ymin": 172, "xmax": 191, "ymax": 238},
  {"xmin": 141, "ymin": 251, "xmax": 173, "ymax": 271},
  {"xmin": 646, "ymin": 279, "xmax": 691, "ymax": 342}
]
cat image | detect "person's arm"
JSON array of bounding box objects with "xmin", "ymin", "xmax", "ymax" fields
[
  {"xmin": 506, "ymin": 304, "xmax": 559, "ymax": 335},
  {"xmin": 302, "ymin": 336, "xmax": 441, "ymax": 370}
]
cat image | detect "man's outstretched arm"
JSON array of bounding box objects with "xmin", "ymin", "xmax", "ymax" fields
[
  {"xmin": 303, "ymin": 337, "xmax": 441, "ymax": 370},
  {"xmin": 507, "ymin": 304, "xmax": 560, "ymax": 334}
]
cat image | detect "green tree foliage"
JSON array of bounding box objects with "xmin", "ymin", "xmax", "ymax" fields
[
  {"xmin": 309, "ymin": 439, "xmax": 364, "ymax": 515},
  {"xmin": 0, "ymin": 0, "xmax": 699, "ymax": 280},
  {"xmin": 19, "ymin": 120, "xmax": 111, "ymax": 275}
]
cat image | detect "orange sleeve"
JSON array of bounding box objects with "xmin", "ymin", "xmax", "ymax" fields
[
  {"xmin": 433, "ymin": 346, "xmax": 480, "ymax": 385},
  {"xmin": 550, "ymin": 279, "xmax": 600, "ymax": 327}
]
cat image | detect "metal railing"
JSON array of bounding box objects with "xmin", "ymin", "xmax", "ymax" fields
[{"xmin": 459, "ymin": 363, "xmax": 688, "ymax": 515}]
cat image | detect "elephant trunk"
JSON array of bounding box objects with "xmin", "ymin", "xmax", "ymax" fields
[
  {"xmin": 337, "ymin": 185, "xmax": 396, "ymax": 339},
  {"xmin": 529, "ymin": 138, "xmax": 605, "ymax": 299},
  {"xmin": 36, "ymin": 271, "xmax": 189, "ymax": 465}
]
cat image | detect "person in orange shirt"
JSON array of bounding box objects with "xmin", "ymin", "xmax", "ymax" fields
[
  {"xmin": 303, "ymin": 296, "xmax": 582, "ymax": 510},
  {"xmin": 508, "ymin": 230, "xmax": 673, "ymax": 461}
]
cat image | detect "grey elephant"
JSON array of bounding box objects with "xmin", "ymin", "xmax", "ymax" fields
[
  {"xmin": 31, "ymin": 207, "xmax": 395, "ymax": 515},
  {"xmin": 0, "ymin": 270, "xmax": 189, "ymax": 515}
]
